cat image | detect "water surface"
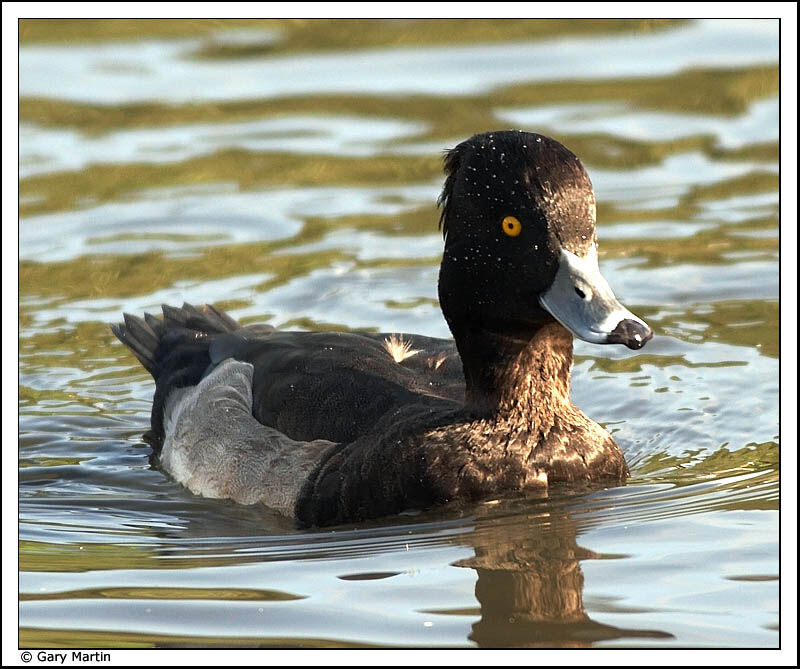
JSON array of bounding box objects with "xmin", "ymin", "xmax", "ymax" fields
[{"xmin": 18, "ymin": 18, "xmax": 780, "ymax": 649}]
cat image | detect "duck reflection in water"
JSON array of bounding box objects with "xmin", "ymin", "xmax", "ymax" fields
[
  {"xmin": 458, "ymin": 496, "xmax": 674, "ymax": 648},
  {"xmin": 141, "ymin": 492, "xmax": 674, "ymax": 648}
]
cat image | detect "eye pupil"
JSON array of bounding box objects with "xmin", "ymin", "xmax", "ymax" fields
[
  {"xmin": 575, "ymin": 287, "xmax": 586, "ymax": 299},
  {"xmin": 502, "ymin": 216, "xmax": 522, "ymax": 237}
]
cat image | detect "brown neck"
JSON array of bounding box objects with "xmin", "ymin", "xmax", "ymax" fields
[{"xmin": 456, "ymin": 322, "xmax": 574, "ymax": 425}]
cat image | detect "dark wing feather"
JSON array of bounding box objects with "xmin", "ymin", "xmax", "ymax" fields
[{"xmin": 112, "ymin": 303, "xmax": 466, "ymax": 448}]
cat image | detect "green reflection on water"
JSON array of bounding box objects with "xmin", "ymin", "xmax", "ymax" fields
[
  {"xmin": 20, "ymin": 540, "xmax": 158, "ymax": 573},
  {"xmin": 19, "ymin": 18, "xmax": 683, "ymax": 49},
  {"xmin": 635, "ymin": 441, "xmax": 778, "ymax": 480},
  {"xmin": 20, "ymin": 64, "xmax": 776, "ymax": 139},
  {"xmin": 21, "ymin": 586, "xmax": 304, "ymax": 602},
  {"xmin": 19, "ymin": 539, "xmax": 294, "ymax": 574},
  {"xmin": 19, "ymin": 245, "xmax": 350, "ymax": 300},
  {"xmin": 18, "ymin": 151, "xmax": 441, "ymax": 218},
  {"xmin": 656, "ymin": 299, "xmax": 779, "ymax": 358},
  {"xmin": 20, "ymin": 627, "xmax": 387, "ymax": 649}
]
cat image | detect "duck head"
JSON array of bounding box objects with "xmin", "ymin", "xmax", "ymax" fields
[{"xmin": 437, "ymin": 130, "xmax": 652, "ymax": 351}]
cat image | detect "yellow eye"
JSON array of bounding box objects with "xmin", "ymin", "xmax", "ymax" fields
[{"xmin": 502, "ymin": 216, "xmax": 522, "ymax": 237}]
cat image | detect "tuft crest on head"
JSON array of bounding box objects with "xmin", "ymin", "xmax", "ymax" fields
[{"xmin": 437, "ymin": 143, "xmax": 463, "ymax": 238}]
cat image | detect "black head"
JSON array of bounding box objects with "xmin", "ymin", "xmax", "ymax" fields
[{"xmin": 437, "ymin": 130, "xmax": 651, "ymax": 350}]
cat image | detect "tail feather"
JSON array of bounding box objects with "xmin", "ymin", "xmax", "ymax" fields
[
  {"xmin": 111, "ymin": 316, "xmax": 159, "ymax": 377},
  {"xmin": 123, "ymin": 312, "xmax": 159, "ymax": 364},
  {"xmin": 144, "ymin": 311, "xmax": 162, "ymax": 330},
  {"xmin": 112, "ymin": 303, "xmax": 244, "ymax": 450},
  {"xmin": 111, "ymin": 303, "xmax": 242, "ymax": 380},
  {"xmin": 204, "ymin": 303, "xmax": 241, "ymax": 332},
  {"xmin": 161, "ymin": 303, "xmax": 190, "ymax": 329}
]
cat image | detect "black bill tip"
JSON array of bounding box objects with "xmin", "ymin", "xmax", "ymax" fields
[{"xmin": 608, "ymin": 319, "xmax": 653, "ymax": 350}]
